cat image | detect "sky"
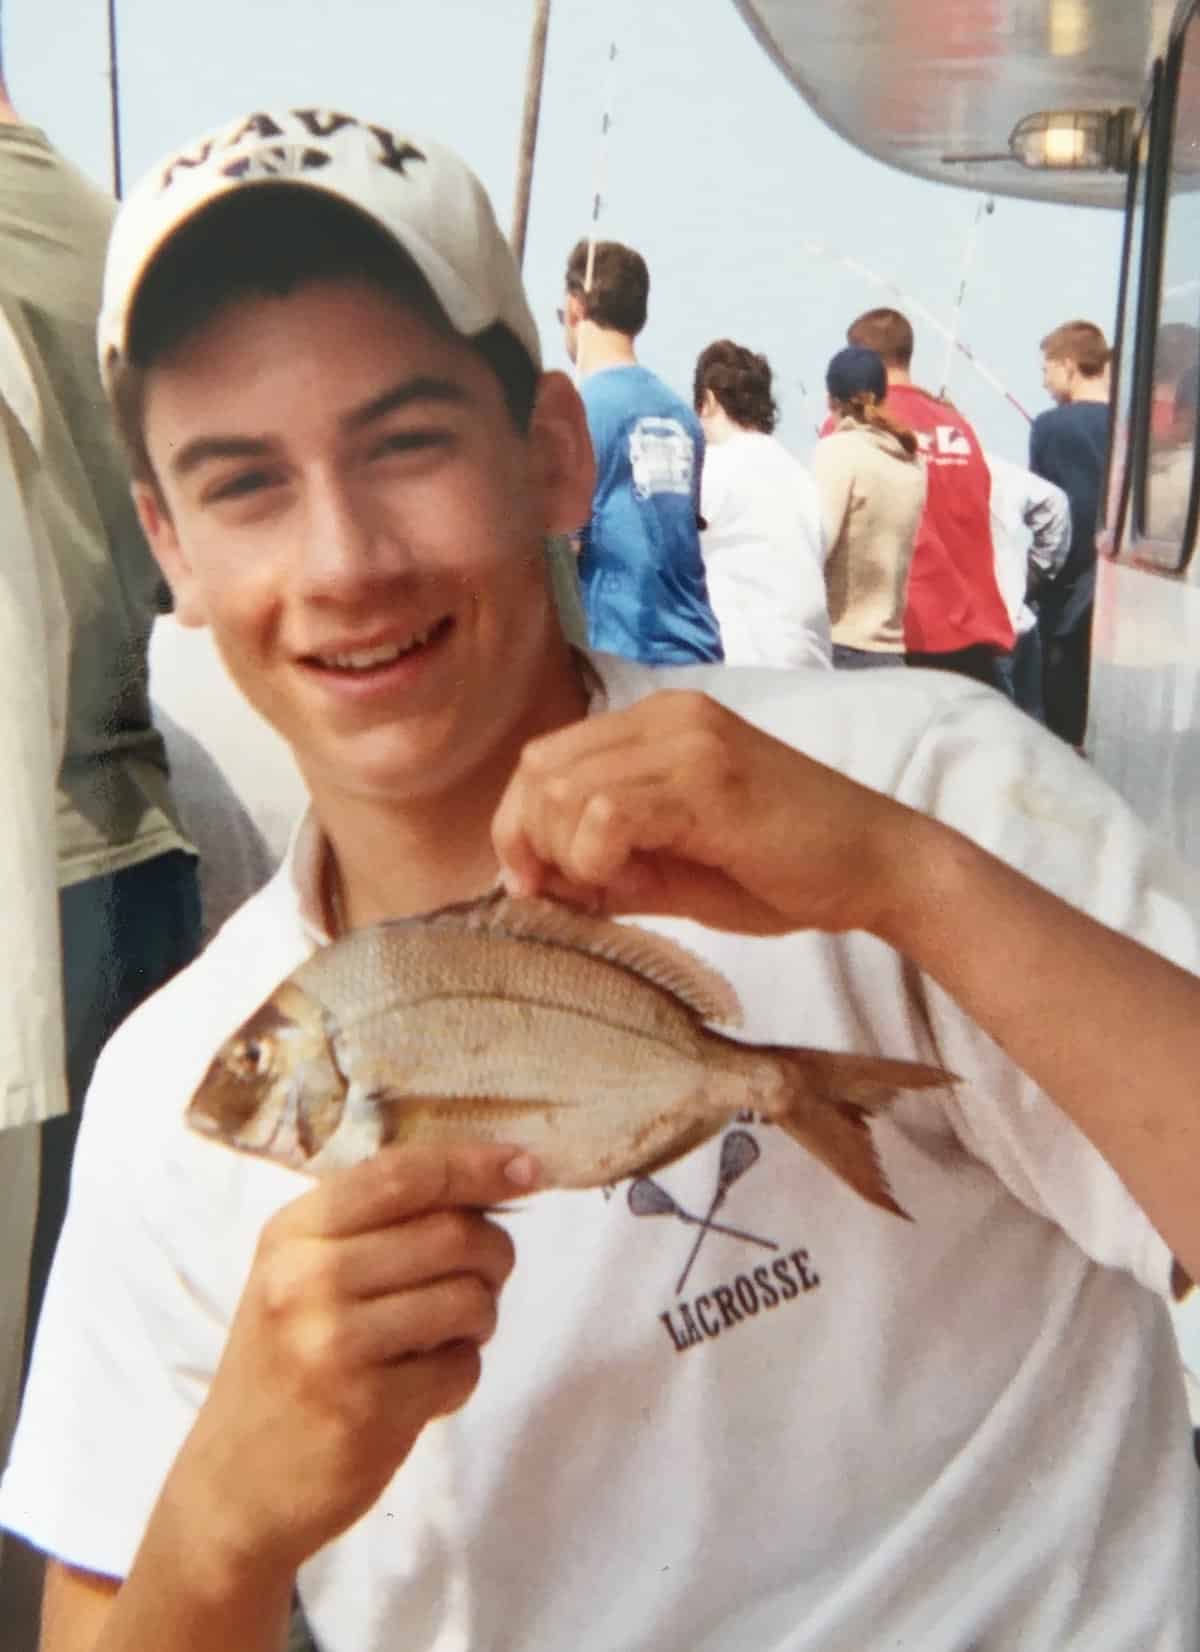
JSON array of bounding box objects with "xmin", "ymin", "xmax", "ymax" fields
[{"xmin": 5, "ymin": 0, "xmax": 1126, "ymax": 464}]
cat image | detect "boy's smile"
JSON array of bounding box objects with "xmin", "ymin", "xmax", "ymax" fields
[{"xmin": 136, "ymin": 276, "xmax": 592, "ymax": 825}]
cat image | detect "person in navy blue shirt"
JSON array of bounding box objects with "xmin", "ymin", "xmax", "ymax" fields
[
  {"xmin": 560, "ymin": 239, "xmax": 722, "ymax": 665},
  {"xmin": 1028, "ymin": 320, "xmax": 1112, "ymax": 749}
]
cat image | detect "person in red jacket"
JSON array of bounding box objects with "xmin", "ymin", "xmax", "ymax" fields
[{"xmin": 842, "ymin": 309, "xmax": 1014, "ymax": 689}]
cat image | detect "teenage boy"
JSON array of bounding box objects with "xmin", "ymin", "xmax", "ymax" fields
[
  {"xmin": 841, "ymin": 307, "xmax": 1015, "ymax": 687},
  {"xmin": 3, "ymin": 110, "xmax": 1198, "ymax": 1652},
  {"xmin": 560, "ymin": 238, "xmax": 723, "ymax": 665},
  {"xmin": 1030, "ymin": 319, "xmax": 1113, "ymax": 748}
]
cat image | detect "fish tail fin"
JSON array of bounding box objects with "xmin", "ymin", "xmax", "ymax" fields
[{"xmin": 768, "ymin": 1048, "xmax": 952, "ymax": 1221}]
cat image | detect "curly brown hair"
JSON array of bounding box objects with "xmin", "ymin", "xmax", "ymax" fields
[{"xmin": 692, "ymin": 339, "xmax": 778, "ymax": 434}]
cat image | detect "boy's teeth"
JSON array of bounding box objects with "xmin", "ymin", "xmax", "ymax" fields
[{"xmin": 320, "ymin": 626, "xmax": 438, "ymax": 671}]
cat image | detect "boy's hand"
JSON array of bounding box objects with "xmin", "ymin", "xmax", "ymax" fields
[
  {"xmin": 167, "ymin": 1142, "xmax": 537, "ymax": 1583},
  {"xmin": 493, "ymin": 690, "xmax": 923, "ymax": 941}
]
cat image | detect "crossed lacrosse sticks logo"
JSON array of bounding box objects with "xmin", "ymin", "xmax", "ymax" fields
[{"xmin": 626, "ymin": 1127, "xmax": 779, "ymax": 1295}]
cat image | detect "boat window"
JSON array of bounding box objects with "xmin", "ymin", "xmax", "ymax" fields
[{"xmin": 1144, "ymin": 10, "xmax": 1200, "ymax": 569}]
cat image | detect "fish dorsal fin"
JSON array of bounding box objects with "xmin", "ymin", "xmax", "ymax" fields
[{"xmin": 421, "ymin": 891, "xmax": 744, "ymax": 1028}]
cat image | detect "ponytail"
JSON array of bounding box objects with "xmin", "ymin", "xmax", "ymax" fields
[{"xmin": 834, "ymin": 393, "xmax": 920, "ymax": 459}]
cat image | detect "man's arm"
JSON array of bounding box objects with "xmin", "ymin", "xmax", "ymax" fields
[
  {"xmin": 1021, "ymin": 472, "xmax": 1072, "ymax": 587},
  {"xmin": 809, "ymin": 439, "xmax": 855, "ymax": 556},
  {"xmin": 493, "ymin": 690, "xmax": 1200, "ymax": 1286}
]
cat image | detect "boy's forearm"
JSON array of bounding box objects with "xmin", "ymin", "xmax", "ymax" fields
[
  {"xmin": 90, "ymin": 1481, "xmax": 295, "ymax": 1652},
  {"xmin": 874, "ymin": 816, "xmax": 1200, "ymax": 1284}
]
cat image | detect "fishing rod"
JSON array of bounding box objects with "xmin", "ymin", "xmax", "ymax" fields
[
  {"xmin": 583, "ymin": 41, "xmax": 618, "ymax": 294},
  {"xmin": 800, "ymin": 238, "xmax": 1033, "ymax": 425},
  {"xmin": 940, "ymin": 195, "xmax": 995, "ymax": 400},
  {"xmin": 106, "ymin": 0, "xmax": 123, "ymax": 198},
  {"xmin": 572, "ymin": 38, "xmax": 620, "ymax": 383},
  {"xmin": 510, "ymin": 0, "xmax": 552, "ymax": 270}
]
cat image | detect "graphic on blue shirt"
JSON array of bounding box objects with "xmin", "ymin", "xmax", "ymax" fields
[{"xmin": 579, "ymin": 366, "xmax": 723, "ymax": 665}]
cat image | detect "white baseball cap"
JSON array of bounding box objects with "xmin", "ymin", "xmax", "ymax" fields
[{"xmin": 98, "ymin": 108, "xmax": 542, "ymax": 390}]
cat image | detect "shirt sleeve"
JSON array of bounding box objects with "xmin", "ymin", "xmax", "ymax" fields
[
  {"xmin": 1023, "ymin": 473, "xmax": 1072, "ymax": 580},
  {"xmin": 893, "ymin": 685, "xmax": 1199, "ymax": 1296}
]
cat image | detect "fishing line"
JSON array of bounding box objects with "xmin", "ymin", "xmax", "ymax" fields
[{"xmin": 800, "ymin": 238, "xmax": 1033, "ymax": 426}]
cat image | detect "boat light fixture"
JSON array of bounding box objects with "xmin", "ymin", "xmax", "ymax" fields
[{"xmin": 1008, "ymin": 108, "xmax": 1135, "ymax": 171}]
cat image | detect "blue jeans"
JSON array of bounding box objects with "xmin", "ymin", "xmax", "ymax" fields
[
  {"xmin": 995, "ymin": 628, "xmax": 1045, "ymax": 722},
  {"xmin": 832, "ymin": 645, "xmax": 905, "ymax": 670},
  {"xmin": 25, "ymin": 849, "xmax": 201, "ymax": 1362}
]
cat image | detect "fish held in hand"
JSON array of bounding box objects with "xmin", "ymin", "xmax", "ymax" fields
[{"xmin": 186, "ymin": 893, "xmax": 950, "ymax": 1217}]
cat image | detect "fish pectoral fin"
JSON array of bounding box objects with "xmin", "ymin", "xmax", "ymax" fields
[{"xmin": 370, "ymin": 1092, "xmax": 557, "ymax": 1145}]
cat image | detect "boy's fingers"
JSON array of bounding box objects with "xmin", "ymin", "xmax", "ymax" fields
[
  {"xmin": 302, "ymin": 1143, "xmax": 540, "ymax": 1241},
  {"xmin": 327, "ymin": 1210, "xmax": 517, "ymax": 1301}
]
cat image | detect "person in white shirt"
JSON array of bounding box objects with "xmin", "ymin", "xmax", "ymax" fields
[
  {"xmin": 693, "ymin": 339, "xmax": 830, "ymax": 668},
  {"xmin": 985, "ymin": 453, "xmax": 1071, "ymax": 721},
  {"xmin": 4, "ymin": 108, "xmax": 1200, "ymax": 1652}
]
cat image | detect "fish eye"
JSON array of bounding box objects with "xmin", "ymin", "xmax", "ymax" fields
[{"xmin": 229, "ymin": 1036, "xmax": 271, "ymax": 1080}]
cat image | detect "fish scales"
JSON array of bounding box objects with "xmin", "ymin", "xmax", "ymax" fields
[{"xmin": 187, "ymin": 893, "xmax": 953, "ymax": 1214}]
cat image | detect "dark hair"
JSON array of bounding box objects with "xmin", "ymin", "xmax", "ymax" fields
[
  {"xmin": 692, "ymin": 339, "xmax": 778, "ymax": 434},
  {"xmin": 112, "ymin": 185, "xmax": 540, "ymax": 485},
  {"xmin": 846, "ymin": 307, "xmax": 914, "ymax": 370},
  {"xmin": 563, "ymin": 238, "xmax": 649, "ymax": 336},
  {"xmin": 1040, "ymin": 319, "xmax": 1111, "ymax": 377}
]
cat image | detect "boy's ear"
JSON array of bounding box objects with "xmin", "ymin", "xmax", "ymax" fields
[
  {"xmin": 132, "ymin": 482, "xmax": 208, "ymax": 628},
  {"xmin": 528, "ymin": 371, "xmax": 596, "ymax": 536}
]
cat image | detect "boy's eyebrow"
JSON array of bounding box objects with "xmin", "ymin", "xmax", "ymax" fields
[
  {"xmin": 169, "ymin": 435, "xmax": 273, "ymax": 480},
  {"xmin": 342, "ymin": 376, "xmax": 471, "ymax": 432}
]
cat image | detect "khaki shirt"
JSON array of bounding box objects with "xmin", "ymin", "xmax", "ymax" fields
[
  {"xmin": 0, "ymin": 313, "xmax": 66, "ymax": 1127},
  {"xmin": 0, "ymin": 123, "xmax": 189, "ymax": 887}
]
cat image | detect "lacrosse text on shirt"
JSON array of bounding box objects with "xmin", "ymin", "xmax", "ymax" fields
[{"xmin": 659, "ymin": 1249, "xmax": 822, "ymax": 1353}]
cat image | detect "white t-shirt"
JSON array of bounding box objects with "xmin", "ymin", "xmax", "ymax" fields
[
  {"xmin": 699, "ymin": 430, "xmax": 831, "ymax": 668},
  {"xmin": 4, "ymin": 655, "xmax": 1199, "ymax": 1651}
]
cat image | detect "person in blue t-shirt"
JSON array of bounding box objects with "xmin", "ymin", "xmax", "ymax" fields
[
  {"xmin": 1028, "ymin": 320, "xmax": 1112, "ymax": 749},
  {"xmin": 560, "ymin": 239, "xmax": 723, "ymax": 665}
]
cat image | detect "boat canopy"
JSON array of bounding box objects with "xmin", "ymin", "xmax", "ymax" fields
[{"xmin": 731, "ymin": 0, "xmax": 1180, "ymax": 207}]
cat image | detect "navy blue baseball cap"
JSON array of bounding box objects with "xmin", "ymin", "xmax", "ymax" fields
[{"xmin": 826, "ymin": 345, "xmax": 887, "ymax": 402}]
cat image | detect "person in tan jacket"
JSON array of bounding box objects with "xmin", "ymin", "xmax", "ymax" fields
[{"xmin": 811, "ymin": 347, "xmax": 926, "ymax": 668}]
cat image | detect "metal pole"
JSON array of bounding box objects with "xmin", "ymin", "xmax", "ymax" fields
[
  {"xmin": 510, "ymin": 0, "xmax": 552, "ymax": 270},
  {"xmin": 106, "ymin": 0, "xmax": 123, "ymax": 199}
]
